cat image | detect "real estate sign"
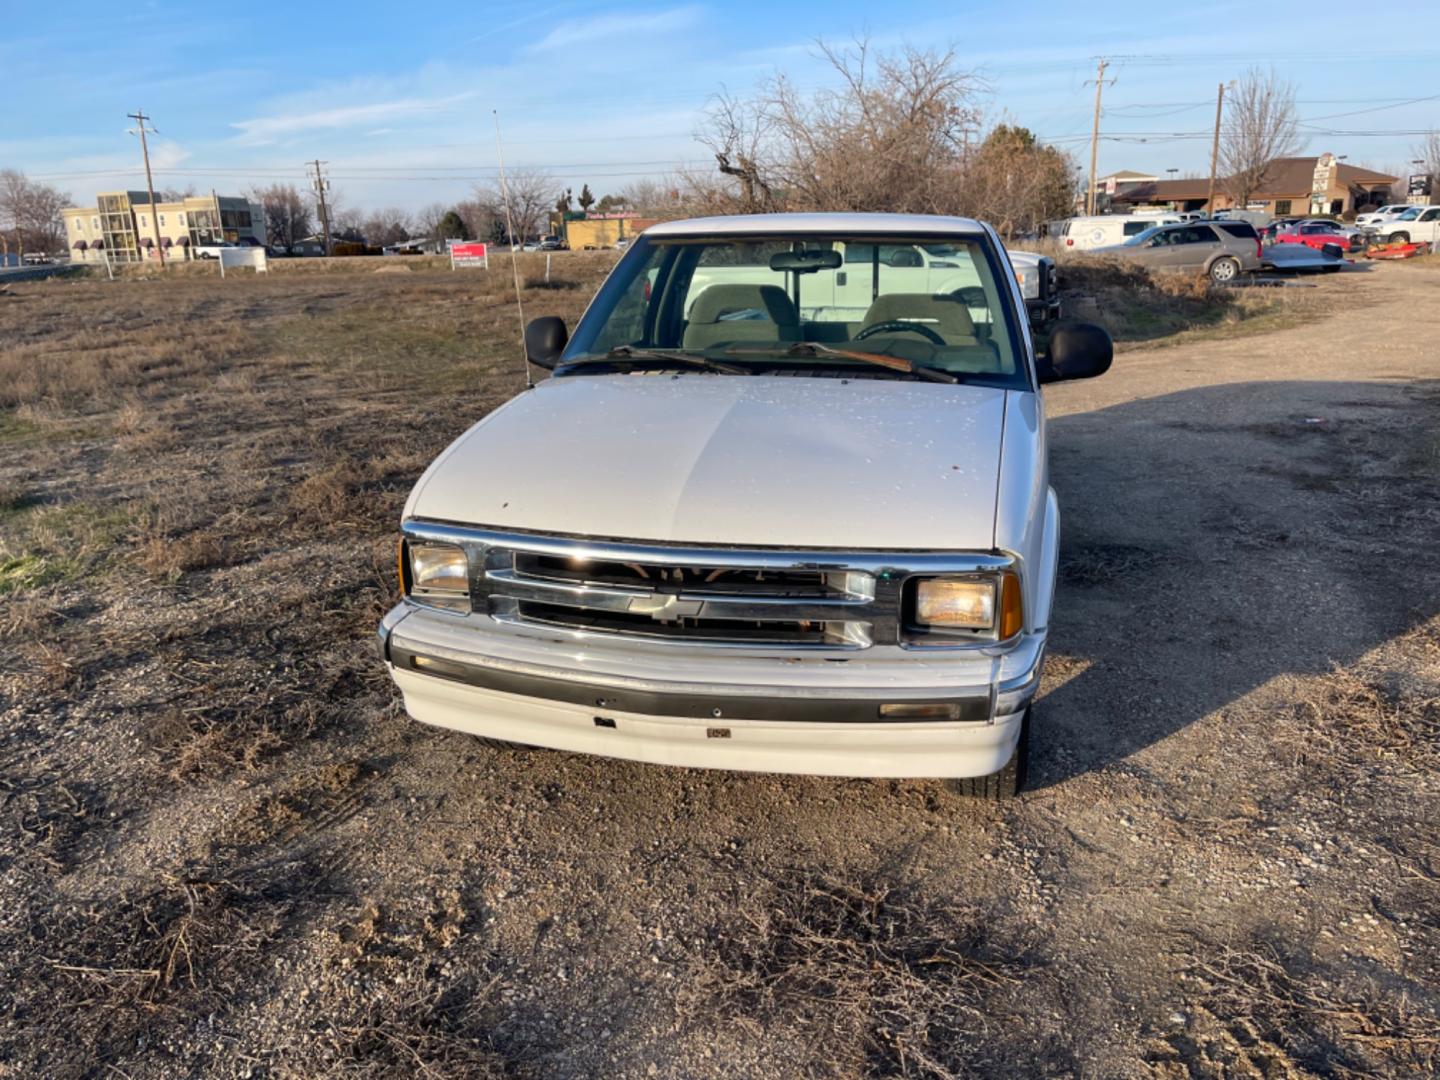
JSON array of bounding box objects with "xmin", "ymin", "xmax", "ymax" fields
[{"xmin": 450, "ymin": 242, "xmax": 489, "ymax": 269}]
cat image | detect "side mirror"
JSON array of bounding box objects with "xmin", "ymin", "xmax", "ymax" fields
[
  {"xmin": 524, "ymin": 316, "xmax": 568, "ymax": 369},
  {"xmin": 1037, "ymin": 321, "xmax": 1113, "ymax": 384}
]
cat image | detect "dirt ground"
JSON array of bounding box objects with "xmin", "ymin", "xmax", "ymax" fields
[{"xmin": 1, "ymin": 257, "xmax": 1437, "ymax": 1079}]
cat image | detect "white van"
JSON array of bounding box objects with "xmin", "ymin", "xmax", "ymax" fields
[{"xmin": 1060, "ymin": 214, "xmax": 1182, "ymax": 251}]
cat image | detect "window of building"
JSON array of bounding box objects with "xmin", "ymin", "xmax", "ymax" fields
[
  {"xmin": 93, "ymin": 217, "xmax": 99, "ymax": 229},
  {"xmin": 1274, "ymin": 200, "xmax": 1291, "ymax": 215},
  {"xmin": 159, "ymin": 214, "xmax": 166, "ymax": 226},
  {"xmin": 139, "ymin": 214, "xmax": 148, "ymax": 226},
  {"xmin": 178, "ymin": 212, "xmax": 185, "ymax": 225}
]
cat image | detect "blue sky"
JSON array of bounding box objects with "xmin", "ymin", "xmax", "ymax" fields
[{"xmin": 6, "ymin": 1, "xmax": 1439, "ymax": 211}]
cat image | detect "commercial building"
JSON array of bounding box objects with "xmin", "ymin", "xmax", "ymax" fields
[
  {"xmin": 62, "ymin": 191, "xmax": 265, "ymax": 263},
  {"xmin": 558, "ymin": 213, "xmax": 661, "ymax": 250},
  {"xmin": 1111, "ymin": 155, "xmax": 1396, "ymax": 218}
]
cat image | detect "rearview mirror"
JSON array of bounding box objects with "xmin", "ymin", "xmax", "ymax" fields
[
  {"xmin": 524, "ymin": 316, "xmax": 568, "ymax": 369},
  {"xmin": 1037, "ymin": 321, "xmax": 1113, "ymax": 384},
  {"xmin": 769, "ymin": 249, "xmax": 842, "ymax": 273}
]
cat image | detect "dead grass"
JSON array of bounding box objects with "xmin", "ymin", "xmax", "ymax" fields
[
  {"xmin": 1282, "ymin": 649, "xmax": 1440, "ymax": 774},
  {"xmin": 12, "ymin": 861, "xmax": 317, "ymax": 1071},
  {"xmin": 0, "ymin": 499, "xmax": 134, "ymax": 595},
  {"xmin": 1149, "ymin": 939, "xmax": 1440, "ymax": 1078},
  {"xmin": 139, "ymin": 529, "xmax": 229, "ymax": 579},
  {"xmin": 682, "ymin": 864, "xmax": 1057, "ymax": 1078},
  {"xmin": 1054, "ymin": 257, "xmax": 1322, "ymax": 348}
]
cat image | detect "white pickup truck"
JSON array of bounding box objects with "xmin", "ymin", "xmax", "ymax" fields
[
  {"xmin": 378, "ymin": 213, "xmax": 1112, "ymax": 797},
  {"xmin": 1373, "ymin": 205, "xmax": 1440, "ymax": 248}
]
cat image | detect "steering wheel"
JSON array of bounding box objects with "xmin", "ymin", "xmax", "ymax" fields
[{"xmin": 854, "ymin": 320, "xmax": 945, "ymax": 345}]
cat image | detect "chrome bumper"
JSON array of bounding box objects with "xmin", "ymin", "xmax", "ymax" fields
[{"xmin": 377, "ymin": 602, "xmax": 1044, "ymax": 726}]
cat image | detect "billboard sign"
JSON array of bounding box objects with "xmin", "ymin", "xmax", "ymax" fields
[
  {"xmin": 449, "ymin": 241, "xmax": 489, "ymax": 269},
  {"xmin": 1409, "ymin": 173, "xmax": 1433, "ymax": 197}
]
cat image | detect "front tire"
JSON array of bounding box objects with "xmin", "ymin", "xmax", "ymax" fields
[
  {"xmin": 1209, "ymin": 256, "xmax": 1240, "ymax": 283},
  {"xmin": 1390, "ymin": 232, "xmax": 1409, "ymax": 245},
  {"xmin": 948, "ymin": 707, "xmax": 1030, "ymax": 800}
]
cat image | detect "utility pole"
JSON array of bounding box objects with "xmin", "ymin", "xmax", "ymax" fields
[
  {"xmin": 126, "ymin": 109, "xmax": 165, "ymax": 267},
  {"xmin": 1085, "ymin": 59, "xmax": 1112, "ymax": 216},
  {"xmin": 308, "ymin": 160, "xmax": 332, "ymax": 255},
  {"xmin": 1206, "ymin": 82, "xmax": 1228, "ymax": 214}
]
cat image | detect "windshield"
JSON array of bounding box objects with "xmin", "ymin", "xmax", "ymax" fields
[
  {"xmin": 560, "ymin": 232, "xmax": 1027, "ymax": 389},
  {"xmin": 1396, "ymin": 208, "xmax": 1421, "ymax": 220}
]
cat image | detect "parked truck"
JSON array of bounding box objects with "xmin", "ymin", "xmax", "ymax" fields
[{"xmin": 378, "ymin": 213, "xmax": 1113, "ymax": 798}]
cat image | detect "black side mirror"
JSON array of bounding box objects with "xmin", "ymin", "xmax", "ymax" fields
[
  {"xmin": 1037, "ymin": 321, "xmax": 1113, "ymax": 384},
  {"xmin": 524, "ymin": 316, "xmax": 568, "ymax": 369}
]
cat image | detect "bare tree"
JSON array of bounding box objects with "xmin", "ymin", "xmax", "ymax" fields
[
  {"xmin": 330, "ymin": 205, "xmax": 365, "ymax": 242},
  {"xmin": 692, "ymin": 39, "xmax": 987, "ymax": 216},
  {"xmin": 246, "ymin": 183, "xmax": 314, "ymax": 251},
  {"xmin": 616, "ymin": 177, "xmax": 683, "ymax": 217},
  {"xmin": 959, "ymin": 124, "xmax": 1077, "ymax": 238},
  {"xmin": 0, "ymin": 170, "xmax": 70, "ymax": 258},
  {"xmin": 361, "ymin": 208, "xmax": 414, "ymax": 247},
  {"xmin": 1220, "ymin": 67, "xmax": 1304, "ymax": 208},
  {"xmin": 414, "ymin": 202, "xmax": 448, "ymax": 241},
  {"xmin": 477, "ymin": 169, "xmax": 557, "ymax": 242},
  {"xmin": 697, "ymin": 89, "xmax": 778, "ymax": 212},
  {"xmin": 455, "ymin": 197, "xmax": 501, "ymax": 243}
]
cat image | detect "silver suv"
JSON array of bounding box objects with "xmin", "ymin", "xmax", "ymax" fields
[{"xmin": 1096, "ymin": 220, "xmax": 1263, "ymax": 282}]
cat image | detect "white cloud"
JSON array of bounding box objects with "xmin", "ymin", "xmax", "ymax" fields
[
  {"xmin": 148, "ymin": 140, "xmax": 192, "ymax": 169},
  {"xmin": 230, "ymin": 93, "xmax": 475, "ymax": 145},
  {"xmin": 526, "ymin": 5, "xmax": 703, "ymax": 52}
]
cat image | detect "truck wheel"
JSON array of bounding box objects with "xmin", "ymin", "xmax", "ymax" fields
[
  {"xmin": 948, "ymin": 707, "xmax": 1030, "ymax": 800},
  {"xmin": 1208, "ymin": 256, "xmax": 1240, "ymax": 283},
  {"xmin": 1390, "ymin": 232, "xmax": 1409, "ymax": 244}
]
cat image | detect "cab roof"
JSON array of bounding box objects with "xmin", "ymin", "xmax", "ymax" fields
[{"xmin": 644, "ymin": 212, "xmax": 989, "ymax": 238}]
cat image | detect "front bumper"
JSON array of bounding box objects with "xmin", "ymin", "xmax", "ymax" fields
[
  {"xmin": 377, "ymin": 603, "xmax": 1043, "ymax": 778},
  {"xmin": 1026, "ymin": 296, "xmax": 1062, "ymax": 326}
]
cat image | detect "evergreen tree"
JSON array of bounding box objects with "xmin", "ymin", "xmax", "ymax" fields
[{"xmin": 437, "ymin": 210, "xmax": 469, "ymax": 240}]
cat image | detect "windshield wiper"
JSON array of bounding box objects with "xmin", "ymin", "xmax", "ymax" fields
[
  {"xmin": 725, "ymin": 342, "xmax": 958, "ymax": 383},
  {"xmin": 559, "ymin": 346, "xmax": 750, "ymax": 376}
]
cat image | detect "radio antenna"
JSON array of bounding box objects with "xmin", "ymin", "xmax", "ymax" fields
[{"xmin": 492, "ymin": 109, "xmax": 531, "ymax": 388}]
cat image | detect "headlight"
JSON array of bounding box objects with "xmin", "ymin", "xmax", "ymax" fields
[
  {"xmin": 402, "ymin": 539, "xmax": 470, "ymax": 613},
  {"xmin": 916, "ymin": 578, "xmax": 994, "ymax": 628},
  {"xmin": 910, "ymin": 573, "xmax": 1023, "ymax": 640}
]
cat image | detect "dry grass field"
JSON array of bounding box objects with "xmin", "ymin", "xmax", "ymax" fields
[{"xmin": 1, "ymin": 255, "xmax": 1437, "ymax": 1079}]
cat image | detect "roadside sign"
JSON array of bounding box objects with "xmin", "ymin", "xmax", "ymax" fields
[
  {"xmin": 1409, "ymin": 174, "xmax": 1432, "ymax": 197},
  {"xmin": 450, "ymin": 242, "xmax": 489, "ymax": 269}
]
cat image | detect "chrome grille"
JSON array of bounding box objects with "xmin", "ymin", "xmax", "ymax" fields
[
  {"xmin": 402, "ymin": 523, "xmax": 1016, "ymax": 651},
  {"xmin": 487, "ymin": 546, "xmax": 876, "ymax": 649}
]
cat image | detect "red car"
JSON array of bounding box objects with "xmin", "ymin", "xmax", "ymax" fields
[{"xmin": 1273, "ymin": 221, "xmax": 1365, "ymax": 253}]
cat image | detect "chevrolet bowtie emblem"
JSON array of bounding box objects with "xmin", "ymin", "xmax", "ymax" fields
[{"xmin": 628, "ymin": 595, "xmax": 704, "ymax": 620}]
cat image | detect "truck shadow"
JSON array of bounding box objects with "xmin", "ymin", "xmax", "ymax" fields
[{"xmin": 1030, "ymin": 376, "xmax": 1440, "ymax": 790}]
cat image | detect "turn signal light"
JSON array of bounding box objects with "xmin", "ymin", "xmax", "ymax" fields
[{"xmin": 999, "ymin": 572, "xmax": 1024, "ymax": 640}]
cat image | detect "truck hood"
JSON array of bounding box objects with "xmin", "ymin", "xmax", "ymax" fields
[{"xmin": 405, "ymin": 374, "xmax": 1009, "ymax": 549}]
